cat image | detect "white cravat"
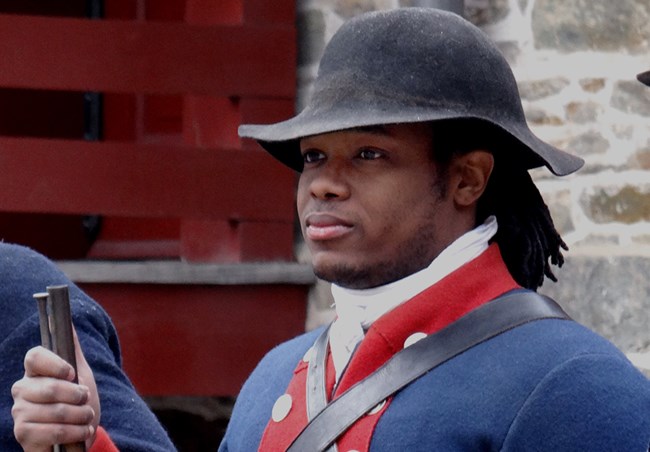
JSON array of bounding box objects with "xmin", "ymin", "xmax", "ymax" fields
[{"xmin": 328, "ymin": 216, "xmax": 498, "ymax": 382}]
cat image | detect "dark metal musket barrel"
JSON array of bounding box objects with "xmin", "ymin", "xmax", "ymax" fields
[{"xmin": 32, "ymin": 285, "xmax": 87, "ymax": 452}]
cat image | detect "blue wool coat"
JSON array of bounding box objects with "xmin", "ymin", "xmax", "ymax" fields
[
  {"xmin": 220, "ymin": 306, "xmax": 650, "ymax": 451},
  {"xmin": 0, "ymin": 243, "xmax": 176, "ymax": 451}
]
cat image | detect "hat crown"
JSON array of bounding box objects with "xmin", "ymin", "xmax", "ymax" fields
[
  {"xmin": 239, "ymin": 8, "xmax": 584, "ymax": 176},
  {"xmin": 308, "ymin": 8, "xmax": 525, "ymax": 124}
]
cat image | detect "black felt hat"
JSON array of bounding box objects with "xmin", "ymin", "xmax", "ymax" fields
[
  {"xmin": 239, "ymin": 8, "xmax": 584, "ymax": 176},
  {"xmin": 638, "ymin": 71, "xmax": 650, "ymax": 86}
]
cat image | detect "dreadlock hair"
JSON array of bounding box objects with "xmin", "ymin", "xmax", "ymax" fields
[{"xmin": 430, "ymin": 119, "xmax": 567, "ymax": 290}]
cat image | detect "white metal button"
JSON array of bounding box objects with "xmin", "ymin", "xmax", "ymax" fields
[
  {"xmin": 271, "ymin": 394, "xmax": 293, "ymax": 422},
  {"xmin": 403, "ymin": 332, "xmax": 427, "ymax": 348}
]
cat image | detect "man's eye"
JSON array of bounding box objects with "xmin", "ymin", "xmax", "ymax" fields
[
  {"xmin": 302, "ymin": 150, "xmax": 325, "ymax": 164},
  {"xmin": 358, "ymin": 149, "xmax": 384, "ymax": 160}
]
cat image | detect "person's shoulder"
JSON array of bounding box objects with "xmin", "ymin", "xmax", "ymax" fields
[
  {"xmin": 497, "ymin": 307, "xmax": 642, "ymax": 381},
  {"xmin": 482, "ymin": 298, "xmax": 650, "ymax": 449},
  {"xmin": 472, "ymin": 303, "xmax": 646, "ymax": 397},
  {"xmin": 0, "ymin": 241, "xmax": 117, "ymax": 358},
  {"xmin": 0, "ymin": 241, "xmax": 44, "ymax": 257},
  {"xmin": 251, "ymin": 327, "xmax": 325, "ymax": 378},
  {"xmin": 546, "ymin": 318, "xmax": 649, "ymax": 395},
  {"xmin": 0, "ymin": 244, "xmax": 68, "ymax": 337},
  {"xmin": 487, "ymin": 290, "xmax": 626, "ymax": 357},
  {"xmin": 523, "ymin": 320, "xmax": 649, "ymax": 393},
  {"xmin": 502, "ymin": 344, "xmax": 650, "ymax": 450},
  {"xmin": 0, "ymin": 241, "xmax": 111, "ymax": 317},
  {"xmin": 0, "ymin": 242, "xmax": 70, "ymax": 292},
  {"xmin": 268, "ymin": 326, "xmax": 324, "ymax": 355},
  {"xmin": 0, "ymin": 241, "xmax": 55, "ymax": 269},
  {"xmin": 221, "ymin": 327, "xmax": 327, "ymax": 450},
  {"xmin": 517, "ymin": 309, "xmax": 629, "ymax": 360},
  {"xmin": 233, "ymin": 326, "xmax": 325, "ymax": 404},
  {"xmin": 507, "ymin": 306, "xmax": 650, "ymax": 435}
]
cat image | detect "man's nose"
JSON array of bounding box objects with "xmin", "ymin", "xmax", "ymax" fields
[{"xmin": 308, "ymin": 162, "xmax": 351, "ymax": 201}]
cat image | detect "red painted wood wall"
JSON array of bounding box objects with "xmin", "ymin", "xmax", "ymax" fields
[{"xmin": 0, "ymin": 0, "xmax": 306, "ymax": 396}]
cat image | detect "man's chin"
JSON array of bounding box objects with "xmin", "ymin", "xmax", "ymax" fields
[
  {"xmin": 312, "ymin": 261, "xmax": 386, "ymax": 290},
  {"xmin": 311, "ymin": 252, "xmax": 431, "ymax": 289},
  {"xmin": 313, "ymin": 261, "xmax": 362, "ymax": 287}
]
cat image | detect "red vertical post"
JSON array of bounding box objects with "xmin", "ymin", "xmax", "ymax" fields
[
  {"xmin": 180, "ymin": 0, "xmax": 297, "ymax": 263},
  {"xmin": 181, "ymin": 0, "xmax": 244, "ymax": 263}
]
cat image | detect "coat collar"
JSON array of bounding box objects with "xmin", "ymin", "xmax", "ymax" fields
[{"xmin": 334, "ymin": 243, "xmax": 520, "ymax": 396}]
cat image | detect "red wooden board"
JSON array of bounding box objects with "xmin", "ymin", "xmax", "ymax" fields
[
  {"xmin": 82, "ymin": 283, "xmax": 308, "ymax": 396},
  {"xmin": 0, "ymin": 14, "xmax": 295, "ymax": 96},
  {"xmin": 0, "ymin": 137, "xmax": 296, "ymax": 221}
]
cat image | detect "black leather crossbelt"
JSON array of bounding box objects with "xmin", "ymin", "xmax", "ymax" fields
[{"xmin": 289, "ymin": 290, "xmax": 570, "ymax": 452}]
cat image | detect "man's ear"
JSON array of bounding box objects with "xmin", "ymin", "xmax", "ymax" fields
[{"xmin": 450, "ymin": 150, "xmax": 494, "ymax": 207}]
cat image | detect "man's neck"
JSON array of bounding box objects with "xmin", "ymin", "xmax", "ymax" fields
[
  {"xmin": 331, "ymin": 215, "xmax": 498, "ymax": 329},
  {"xmin": 328, "ymin": 216, "xmax": 498, "ymax": 382}
]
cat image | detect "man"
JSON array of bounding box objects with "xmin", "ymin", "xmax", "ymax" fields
[
  {"xmin": 11, "ymin": 8, "xmax": 650, "ymax": 452},
  {"xmin": 5, "ymin": 243, "xmax": 175, "ymax": 451},
  {"xmin": 219, "ymin": 8, "xmax": 650, "ymax": 451}
]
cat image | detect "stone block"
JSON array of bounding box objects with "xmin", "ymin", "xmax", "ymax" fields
[
  {"xmin": 524, "ymin": 107, "xmax": 563, "ymax": 126},
  {"xmin": 399, "ymin": 0, "xmax": 465, "ymax": 16},
  {"xmin": 565, "ymin": 129, "xmax": 609, "ymax": 156},
  {"xmin": 541, "ymin": 254, "xmax": 650, "ymax": 353},
  {"xmin": 632, "ymin": 235, "xmax": 650, "ymax": 245},
  {"xmin": 564, "ymin": 101, "xmax": 601, "ymax": 124},
  {"xmin": 333, "ymin": 0, "xmax": 395, "ymax": 19},
  {"xmin": 611, "ymin": 80, "xmax": 650, "ymax": 116},
  {"xmin": 581, "ymin": 185, "xmax": 650, "ymax": 224},
  {"xmin": 572, "ymin": 235, "xmax": 620, "ymax": 248},
  {"xmin": 464, "ymin": 0, "xmax": 509, "ymax": 26},
  {"xmin": 629, "ymin": 147, "xmax": 650, "ymax": 170},
  {"xmin": 532, "ymin": 0, "xmax": 650, "ymax": 53},
  {"xmin": 518, "ymin": 78, "xmax": 570, "ymax": 101},
  {"xmin": 579, "ymin": 78, "xmax": 606, "ymax": 93}
]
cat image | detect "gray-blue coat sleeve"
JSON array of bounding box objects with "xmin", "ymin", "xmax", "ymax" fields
[{"xmin": 0, "ymin": 243, "xmax": 176, "ymax": 451}]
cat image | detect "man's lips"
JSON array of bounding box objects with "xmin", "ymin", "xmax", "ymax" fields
[{"xmin": 304, "ymin": 214, "xmax": 353, "ymax": 241}]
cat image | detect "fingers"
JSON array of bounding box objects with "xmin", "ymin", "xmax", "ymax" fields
[
  {"xmin": 12, "ymin": 345, "xmax": 98, "ymax": 451},
  {"xmin": 14, "ymin": 420, "xmax": 94, "ymax": 452},
  {"xmin": 12, "ymin": 378, "xmax": 90, "ymax": 406},
  {"xmin": 23, "ymin": 346, "xmax": 75, "ymax": 381},
  {"xmin": 13, "ymin": 399, "xmax": 95, "ymax": 425},
  {"xmin": 12, "ymin": 388, "xmax": 96, "ymax": 451}
]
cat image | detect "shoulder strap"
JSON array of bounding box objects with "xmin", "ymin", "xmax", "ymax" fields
[{"xmin": 289, "ymin": 291, "xmax": 570, "ymax": 452}]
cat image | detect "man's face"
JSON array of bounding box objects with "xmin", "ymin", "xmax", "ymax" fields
[{"xmin": 297, "ymin": 123, "xmax": 460, "ymax": 289}]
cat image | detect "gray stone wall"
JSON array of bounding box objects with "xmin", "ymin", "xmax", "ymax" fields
[{"xmin": 295, "ymin": 0, "xmax": 650, "ymax": 375}]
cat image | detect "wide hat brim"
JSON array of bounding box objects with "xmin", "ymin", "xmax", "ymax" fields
[
  {"xmin": 240, "ymin": 8, "xmax": 584, "ymax": 176},
  {"xmin": 638, "ymin": 71, "xmax": 650, "ymax": 86}
]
